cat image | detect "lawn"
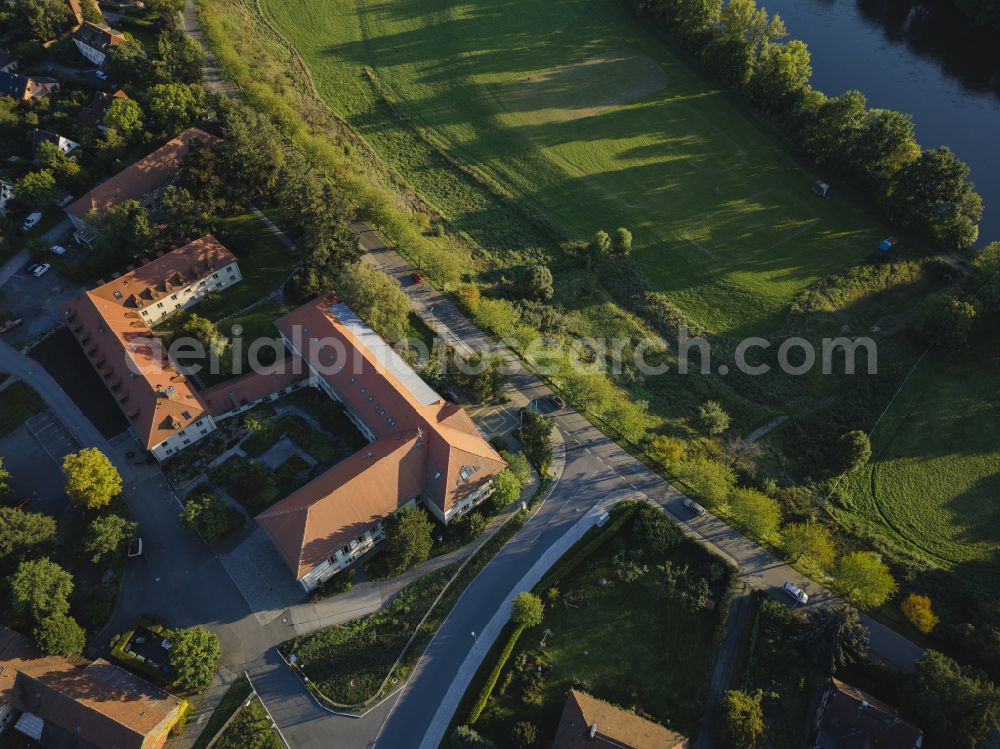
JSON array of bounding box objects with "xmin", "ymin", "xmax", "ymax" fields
[
  {"xmin": 200, "ymin": 210, "xmax": 297, "ymax": 319},
  {"xmin": 0, "ymin": 381, "xmax": 45, "ymax": 437},
  {"xmin": 844, "ymin": 332, "xmax": 1000, "ymax": 568},
  {"xmin": 260, "ymin": 0, "xmax": 883, "ymax": 335},
  {"xmin": 191, "ymin": 678, "xmax": 252, "ymax": 749},
  {"xmin": 467, "ymin": 512, "xmax": 727, "ymax": 744}
]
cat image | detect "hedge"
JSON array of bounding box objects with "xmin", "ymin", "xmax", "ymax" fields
[
  {"xmin": 535, "ymin": 501, "xmax": 639, "ymax": 593},
  {"xmin": 467, "ymin": 623, "xmax": 526, "ymax": 724}
]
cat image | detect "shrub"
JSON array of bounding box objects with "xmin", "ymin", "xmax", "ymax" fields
[
  {"xmin": 901, "ymin": 593, "xmax": 940, "ymax": 634},
  {"xmin": 512, "ymin": 720, "xmax": 538, "ymax": 747},
  {"xmin": 673, "ymin": 458, "xmax": 735, "ymax": 507},
  {"xmin": 631, "ymin": 503, "xmax": 683, "ymax": 558},
  {"xmin": 491, "ymin": 469, "xmax": 523, "ymax": 509},
  {"xmin": 511, "ymin": 591, "xmax": 544, "ymax": 628},
  {"xmin": 450, "ymin": 725, "xmax": 496, "ymax": 749},
  {"xmin": 383, "ymin": 507, "xmax": 434, "ymax": 574},
  {"xmin": 698, "ymin": 400, "xmax": 731, "ymax": 435},
  {"xmin": 170, "ymin": 627, "xmax": 222, "ymax": 692},
  {"xmin": 34, "ymin": 613, "xmax": 86, "ymax": 656}
]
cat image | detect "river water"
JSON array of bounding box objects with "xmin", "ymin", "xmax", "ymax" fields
[{"xmin": 758, "ymin": 0, "xmax": 1000, "ymax": 244}]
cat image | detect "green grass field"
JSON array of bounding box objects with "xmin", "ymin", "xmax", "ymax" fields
[
  {"xmin": 848, "ymin": 336, "xmax": 1000, "ymax": 567},
  {"xmin": 260, "ymin": 0, "xmax": 884, "ymax": 334}
]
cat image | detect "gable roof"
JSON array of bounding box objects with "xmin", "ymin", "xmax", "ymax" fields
[
  {"xmin": 0, "ymin": 72, "xmax": 59, "ymax": 100},
  {"xmin": 74, "ymin": 21, "xmax": 125, "ymax": 51},
  {"xmin": 61, "ymin": 235, "xmax": 237, "ymax": 449},
  {"xmin": 33, "ymin": 129, "xmax": 80, "ymax": 156},
  {"xmin": 817, "ymin": 678, "xmax": 923, "ymax": 749},
  {"xmin": 258, "ymin": 433, "xmax": 428, "ymax": 577},
  {"xmin": 260, "ymin": 296, "xmax": 506, "ymax": 577},
  {"xmin": 200, "ymin": 356, "xmax": 308, "ymax": 416},
  {"xmin": 0, "ymin": 629, "xmax": 183, "ymax": 749},
  {"xmin": 552, "ymin": 690, "xmax": 688, "ymax": 749},
  {"xmin": 66, "ymin": 128, "xmax": 220, "ymax": 221}
]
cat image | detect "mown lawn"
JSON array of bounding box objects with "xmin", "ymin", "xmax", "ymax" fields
[
  {"xmin": 471, "ymin": 532, "xmax": 724, "ymax": 744},
  {"xmin": 0, "ymin": 381, "xmax": 45, "ymax": 437},
  {"xmin": 260, "ymin": 0, "xmax": 883, "ymax": 335},
  {"xmin": 202, "ymin": 210, "xmax": 297, "ymax": 319},
  {"xmin": 844, "ymin": 329, "xmax": 1000, "ymax": 568}
]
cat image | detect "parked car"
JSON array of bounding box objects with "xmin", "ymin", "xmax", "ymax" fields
[
  {"xmin": 22, "ymin": 212, "xmax": 42, "ymax": 231},
  {"xmin": 128, "ymin": 537, "xmax": 143, "ymax": 557},
  {"xmin": 549, "ymin": 394, "xmax": 566, "ymax": 410},
  {"xmin": 25, "ymin": 263, "xmax": 40, "ymax": 274},
  {"xmin": 95, "ymin": 69, "xmax": 108, "ymax": 80},
  {"xmin": 0, "ymin": 318, "xmax": 23, "ymax": 334},
  {"xmin": 49, "ymin": 244, "xmax": 66, "ymax": 255},
  {"xmin": 683, "ymin": 497, "xmax": 706, "ymax": 516},
  {"xmin": 3, "ymin": 496, "xmax": 30, "ymax": 510},
  {"xmin": 782, "ymin": 581, "xmax": 809, "ymax": 605},
  {"xmin": 32, "ymin": 263, "xmax": 51, "ymax": 278}
]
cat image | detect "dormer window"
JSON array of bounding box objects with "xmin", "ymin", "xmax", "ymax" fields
[{"xmin": 113, "ymin": 291, "xmax": 122, "ymax": 300}]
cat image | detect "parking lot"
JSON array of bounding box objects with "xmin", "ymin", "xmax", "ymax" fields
[
  {"xmin": 0, "ymin": 416, "xmax": 73, "ymax": 519},
  {"xmin": 0, "ymin": 239, "xmax": 85, "ymax": 346}
]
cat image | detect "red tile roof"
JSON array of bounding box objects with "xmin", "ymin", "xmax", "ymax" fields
[
  {"xmin": 258, "ymin": 296, "xmax": 506, "ymax": 577},
  {"xmin": 552, "ymin": 690, "xmax": 689, "ymax": 749},
  {"xmin": 61, "ymin": 235, "xmax": 237, "ymax": 450},
  {"xmin": 66, "ymin": 128, "xmax": 220, "ymax": 221},
  {"xmin": 0, "ymin": 629, "xmax": 183, "ymax": 749},
  {"xmin": 200, "ymin": 356, "xmax": 308, "ymax": 416}
]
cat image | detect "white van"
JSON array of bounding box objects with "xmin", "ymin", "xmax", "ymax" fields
[
  {"xmin": 22, "ymin": 212, "xmax": 42, "ymax": 231},
  {"xmin": 782, "ymin": 582, "xmax": 808, "ymax": 605}
]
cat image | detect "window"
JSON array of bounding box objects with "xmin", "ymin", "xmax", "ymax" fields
[
  {"xmin": 113, "ymin": 291, "xmax": 122, "ymax": 300},
  {"xmin": 165, "ymin": 448, "xmax": 174, "ymax": 455},
  {"xmin": 228, "ymin": 266, "xmax": 235, "ymax": 274},
  {"xmin": 156, "ymin": 302, "xmax": 164, "ymax": 308},
  {"xmin": 181, "ymin": 410, "xmax": 191, "ymax": 419},
  {"xmin": 182, "ymin": 439, "xmax": 190, "ymax": 445},
  {"xmin": 341, "ymin": 545, "xmax": 350, "ymax": 557},
  {"xmin": 200, "ymin": 429, "xmax": 208, "ymax": 435},
  {"xmin": 212, "ymin": 273, "xmax": 219, "ymax": 279}
]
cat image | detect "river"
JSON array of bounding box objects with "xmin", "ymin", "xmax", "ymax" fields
[{"xmin": 758, "ymin": 0, "xmax": 1000, "ymax": 244}]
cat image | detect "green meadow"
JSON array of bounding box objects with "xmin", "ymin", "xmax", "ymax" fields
[{"xmin": 259, "ymin": 0, "xmax": 884, "ymax": 335}]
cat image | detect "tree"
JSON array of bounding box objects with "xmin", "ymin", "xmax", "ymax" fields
[
  {"xmin": 104, "ymin": 36, "xmax": 151, "ymax": 84},
  {"xmin": 180, "ymin": 492, "xmax": 237, "ymax": 545},
  {"xmin": 15, "ymin": 169, "xmax": 58, "ymax": 209},
  {"xmin": 14, "ymin": 0, "xmax": 72, "ymax": 42},
  {"xmin": 0, "ymin": 456, "xmax": 8, "ymax": 499},
  {"xmin": 450, "ymin": 725, "xmax": 496, "ymax": 749},
  {"xmin": 511, "ymin": 591, "xmax": 544, "ymax": 628},
  {"xmin": 383, "ymin": 507, "xmax": 434, "ymax": 573},
  {"xmin": 156, "ymin": 30, "xmax": 205, "ymax": 83},
  {"xmin": 219, "ymin": 102, "xmax": 287, "ymax": 201},
  {"xmin": 146, "ymin": 0, "xmax": 184, "ymax": 15},
  {"xmin": 783, "ymin": 522, "xmax": 835, "ymax": 570},
  {"xmin": 490, "ymin": 468, "xmax": 522, "ymax": 509},
  {"xmin": 511, "ymin": 721, "xmax": 537, "ymax": 748},
  {"xmin": 647, "ymin": 0, "xmax": 722, "ymax": 47},
  {"xmin": 83, "ymin": 514, "xmax": 137, "ymax": 563},
  {"xmin": 835, "ymin": 551, "xmax": 897, "ymax": 609},
  {"xmin": 727, "ymin": 487, "xmax": 781, "ymax": 539},
  {"xmin": 588, "ymin": 230, "xmax": 611, "ymax": 265},
  {"xmin": 174, "ymin": 313, "xmax": 229, "ymax": 359},
  {"xmin": 611, "ymin": 227, "xmax": 633, "ymax": 256},
  {"xmin": 36, "ymin": 141, "xmax": 81, "ymax": 186},
  {"xmin": 913, "ymin": 650, "xmax": 1000, "ymax": 749},
  {"xmin": 798, "ymin": 604, "xmax": 869, "ymax": 674},
  {"xmin": 34, "ymin": 613, "xmax": 86, "ymax": 656},
  {"xmin": 748, "ymin": 39, "xmax": 811, "ymax": 112},
  {"xmin": 673, "ymin": 457, "xmax": 735, "ymax": 507},
  {"xmin": 517, "ymin": 409, "xmax": 553, "ymax": 469},
  {"xmin": 104, "ymin": 98, "xmax": 143, "ymax": 138},
  {"xmin": 632, "ymin": 502, "xmax": 683, "ymax": 557},
  {"xmin": 456, "ymin": 282, "xmax": 481, "ymax": 311},
  {"xmin": 833, "ymin": 430, "xmax": 871, "ymax": 474},
  {"xmin": 698, "ymin": 400, "xmax": 731, "ymax": 435},
  {"xmin": 455, "ymin": 352, "xmax": 508, "ymax": 403},
  {"xmin": 147, "ymin": 83, "xmax": 207, "ymax": 135},
  {"xmin": 335, "ymin": 262, "xmax": 410, "ymax": 343},
  {"xmin": 500, "ymin": 450, "xmax": 532, "ymax": 485},
  {"xmin": 901, "ymin": 593, "xmax": 940, "ymax": 634},
  {"xmin": 155, "ymin": 184, "xmax": 215, "ymax": 244},
  {"xmin": 917, "ymin": 292, "xmax": 979, "ymax": 349},
  {"xmin": 86, "ymin": 200, "xmax": 155, "ymax": 268},
  {"xmin": 526, "ymin": 265, "xmax": 554, "ymax": 302},
  {"xmin": 169, "ymin": 626, "xmax": 221, "ymax": 692},
  {"xmin": 63, "ymin": 449, "xmax": 122, "ymax": 511},
  {"xmin": 80, "ymin": 0, "xmax": 102, "ymax": 23},
  {"xmin": 10, "ymin": 558, "xmax": 73, "ymax": 621},
  {"xmin": 722, "ymin": 689, "xmax": 765, "ymax": 748},
  {"xmin": 885, "ymin": 146, "xmax": 982, "ymax": 249},
  {"xmin": 851, "ymin": 108, "xmax": 920, "ymax": 182},
  {"xmin": 800, "ymin": 89, "xmax": 868, "ymax": 166},
  {"xmin": 0, "ymin": 508, "xmax": 56, "ymax": 564},
  {"xmin": 647, "ymin": 435, "xmax": 684, "ymax": 467}
]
